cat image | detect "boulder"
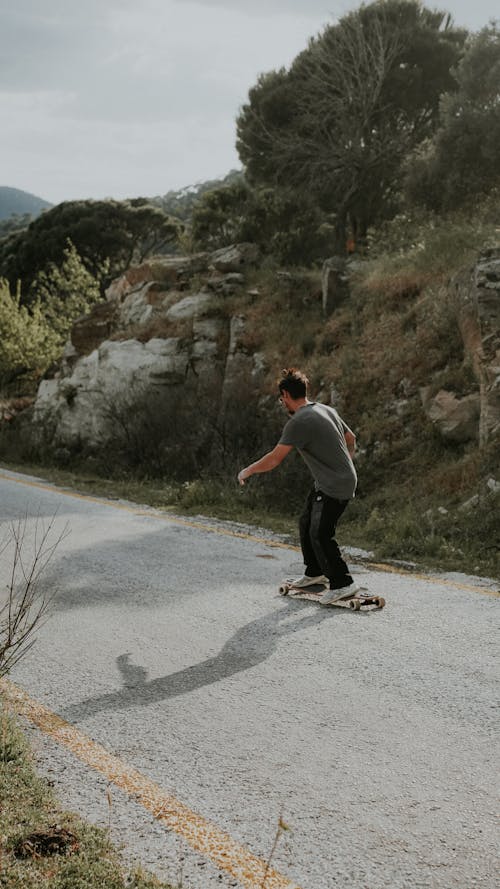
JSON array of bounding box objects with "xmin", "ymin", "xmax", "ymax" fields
[
  {"xmin": 210, "ymin": 243, "xmax": 260, "ymax": 273},
  {"xmin": 105, "ymin": 255, "xmax": 210, "ymax": 303},
  {"xmin": 166, "ymin": 292, "xmax": 212, "ymax": 321},
  {"xmin": 322, "ymin": 257, "xmax": 349, "ymax": 315},
  {"xmin": 33, "ymin": 337, "xmax": 192, "ymax": 449},
  {"xmin": 424, "ymin": 389, "xmax": 480, "ymax": 443}
]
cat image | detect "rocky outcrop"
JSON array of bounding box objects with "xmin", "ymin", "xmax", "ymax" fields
[
  {"xmin": 32, "ymin": 247, "xmax": 264, "ymax": 451},
  {"xmin": 454, "ymin": 247, "xmax": 500, "ymax": 445},
  {"xmin": 29, "ymin": 244, "xmax": 499, "ymax": 457}
]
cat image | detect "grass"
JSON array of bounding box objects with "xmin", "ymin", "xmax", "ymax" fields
[{"xmin": 0, "ymin": 704, "xmax": 173, "ymax": 889}]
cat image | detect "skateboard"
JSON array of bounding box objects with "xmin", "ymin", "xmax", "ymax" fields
[{"xmin": 279, "ymin": 581, "xmax": 385, "ymax": 611}]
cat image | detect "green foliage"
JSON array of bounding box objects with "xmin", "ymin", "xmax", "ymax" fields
[
  {"xmin": 0, "ymin": 212, "xmax": 32, "ymax": 239},
  {"xmin": 0, "ymin": 241, "xmax": 105, "ymax": 387},
  {"xmin": 192, "ymin": 181, "xmax": 331, "ymax": 265},
  {"xmin": 30, "ymin": 240, "xmax": 103, "ymax": 342},
  {"xmin": 0, "ymin": 199, "xmax": 181, "ymax": 302},
  {"xmin": 406, "ymin": 24, "xmax": 500, "ymax": 210},
  {"xmin": 366, "ymin": 200, "xmax": 500, "ymax": 274},
  {"xmin": 0, "ymin": 280, "xmax": 59, "ymax": 384},
  {"xmin": 191, "ymin": 180, "xmax": 251, "ymax": 249},
  {"xmin": 236, "ymin": 0, "xmax": 467, "ymax": 251}
]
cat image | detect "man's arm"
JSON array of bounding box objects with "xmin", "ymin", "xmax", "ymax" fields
[
  {"xmin": 238, "ymin": 443, "xmax": 293, "ymax": 485},
  {"xmin": 344, "ymin": 428, "xmax": 356, "ymax": 458}
]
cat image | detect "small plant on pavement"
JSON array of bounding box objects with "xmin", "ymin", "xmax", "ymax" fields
[
  {"xmin": 0, "ymin": 513, "xmax": 68, "ymax": 677},
  {"xmin": 261, "ymin": 815, "xmax": 291, "ymax": 888}
]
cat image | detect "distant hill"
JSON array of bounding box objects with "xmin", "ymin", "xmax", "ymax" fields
[{"xmin": 0, "ymin": 186, "xmax": 53, "ymax": 221}]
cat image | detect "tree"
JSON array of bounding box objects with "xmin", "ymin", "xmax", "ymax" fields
[
  {"xmin": 30, "ymin": 239, "xmax": 103, "ymax": 343},
  {"xmin": 405, "ymin": 24, "xmax": 500, "ymax": 210},
  {"xmin": 0, "ymin": 280, "xmax": 59, "ymax": 385},
  {"xmin": 191, "ymin": 180, "xmax": 251, "ymax": 249},
  {"xmin": 0, "ymin": 212, "xmax": 32, "ymax": 239},
  {"xmin": 0, "ymin": 199, "xmax": 181, "ymax": 303},
  {"xmin": 191, "ymin": 180, "xmax": 331, "ymax": 264},
  {"xmin": 236, "ymin": 0, "xmax": 467, "ymax": 252},
  {"xmin": 153, "ymin": 170, "xmax": 244, "ymax": 221}
]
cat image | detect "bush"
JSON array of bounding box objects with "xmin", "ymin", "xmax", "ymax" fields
[{"xmin": 0, "ymin": 281, "xmax": 59, "ymax": 387}]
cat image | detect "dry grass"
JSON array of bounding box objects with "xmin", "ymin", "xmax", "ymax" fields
[{"xmin": 0, "ymin": 706, "xmax": 173, "ymax": 889}]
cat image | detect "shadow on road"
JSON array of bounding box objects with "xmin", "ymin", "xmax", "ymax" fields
[{"xmin": 60, "ymin": 600, "xmax": 343, "ymax": 723}]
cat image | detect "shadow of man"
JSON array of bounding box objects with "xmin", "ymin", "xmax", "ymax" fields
[{"xmin": 61, "ymin": 599, "xmax": 342, "ymax": 723}]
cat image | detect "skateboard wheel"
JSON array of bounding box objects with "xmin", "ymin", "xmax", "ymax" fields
[
  {"xmin": 349, "ymin": 599, "xmax": 361, "ymax": 610},
  {"xmin": 377, "ymin": 597, "xmax": 386, "ymax": 608},
  {"xmin": 279, "ymin": 585, "xmax": 289, "ymax": 595}
]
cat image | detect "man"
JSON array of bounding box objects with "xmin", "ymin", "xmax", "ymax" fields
[{"xmin": 237, "ymin": 367, "xmax": 363, "ymax": 604}]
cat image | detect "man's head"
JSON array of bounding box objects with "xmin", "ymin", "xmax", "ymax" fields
[{"xmin": 278, "ymin": 368, "xmax": 309, "ymax": 409}]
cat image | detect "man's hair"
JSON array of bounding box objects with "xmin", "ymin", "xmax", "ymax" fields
[{"xmin": 278, "ymin": 367, "xmax": 309, "ymax": 399}]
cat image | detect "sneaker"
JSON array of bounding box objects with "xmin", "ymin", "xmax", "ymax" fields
[
  {"xmin": 319, "ymin": 583, "xmax": 365, "ymax": 605},
  {"xmin": 291, "ymin": 574, "xmax": 328, "ymax": 588}
]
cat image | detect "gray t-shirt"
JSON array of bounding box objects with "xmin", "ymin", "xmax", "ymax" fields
[{"xmin": 279, "ymin": 402, "xmax": 357, "ymax": 499}]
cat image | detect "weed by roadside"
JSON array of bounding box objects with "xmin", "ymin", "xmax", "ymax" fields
[{"xmin": 0, "ymin": 704, "xmax": 172, "ymax": 889}]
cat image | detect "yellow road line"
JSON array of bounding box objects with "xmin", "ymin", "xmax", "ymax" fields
[
  {"xmin": 1, "ymin": 469, "xmax": 498, "ymax": 597},
  {"xmin": 1, "ymin": 678, "xmax": 301, "ymax": 889}
]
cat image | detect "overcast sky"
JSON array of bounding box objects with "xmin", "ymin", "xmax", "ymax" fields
[{"xmin": 1, "ymin": 0, "xmax": 497, "ymax": 204}]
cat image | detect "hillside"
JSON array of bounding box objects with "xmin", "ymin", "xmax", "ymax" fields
[
  {"xmin": 0, "ymin": 186, "xmax": 52, "ymax": 221},
  {"xmin": 3, "ymin": 221, "xmax": 497, "ymax": 579}
]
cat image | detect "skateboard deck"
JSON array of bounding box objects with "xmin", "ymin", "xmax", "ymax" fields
[{"xmin": 279, "ymin": 581, "xmax": 385, "ymax": 611}]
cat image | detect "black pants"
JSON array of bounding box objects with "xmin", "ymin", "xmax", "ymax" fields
[{"xmin": 299, "ymin": 488, "xmax": 353, "ymax": 590}]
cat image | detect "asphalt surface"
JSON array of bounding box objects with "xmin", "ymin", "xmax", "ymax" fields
[{"xmin": 0, "ymin": 467, "xmax": 498, "ymax": 889}]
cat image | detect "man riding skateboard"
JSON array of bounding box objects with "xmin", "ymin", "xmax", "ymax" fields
[{"xmin": 237, "ymin": 367, "xmax": 364, "ymax": 603}]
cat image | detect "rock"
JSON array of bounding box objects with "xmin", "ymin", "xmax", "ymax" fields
[
  {"xmin": 31, "ymin": 249, "xmax": 237, "ymax": 455},
  {"xmin": 486, "ymin": 477, "xmax": 500, "ymax": 493},
  {"xmin": 393, "ymin": 398, "xmax": 410, "ymax": 417},
  {"xmin": 166, "ymin": 292, "xmax": 212, "ymax": 321},
  {"xmin": 192, "ymin": 317, "xmax": 227, "ymax": 360},
  {"xmin": 120, "ymin": 286, "xmax": 155, "ymax": 326},
  {"xmin": 106, "ymin": 255, "xmax": 209, "ymax": 302},
  {"xmin": 71, "ymin": 302, "xmax": 119, "ymax": 355},
  {"xmin": 458, "ymin": 494, "xmax": 480, "ymax": 512},
  {"xmin": 424, "ymin": 389, "xmax": 480, "ymax": 442},
  {"xmin": 419, "ymin": 386, "xmax": 433, "ymax": 409},
  {"xmin": 223, "ymin": 273, "xmax": 245, "ymax": 285},
  {"xmin": 322, "ymin": 257, "xmax": 349, "ymax": 315},
  {"xmin": 220, "ymin": 315, "xmax": 265, "ymax": 396},
  {"xmin": 33, "ymin": 338, "xmax": 192, "ymax": 448},
  {"xmin": 210, "ymin": 243, "xmax": 260, "ymax": 273},
  {"xmin": 455, "ymin": 247, "xmax": 500, "ymax": 445}
]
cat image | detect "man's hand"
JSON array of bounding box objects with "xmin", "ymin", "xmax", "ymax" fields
[{"xmin": 237, "ymin": 445, "xmax": 292, "ymax": 486}]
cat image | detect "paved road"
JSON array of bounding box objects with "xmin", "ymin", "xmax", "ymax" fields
[{"xmin": 0, "ymin": 468, "xmax": 498, "ymax": 889}]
